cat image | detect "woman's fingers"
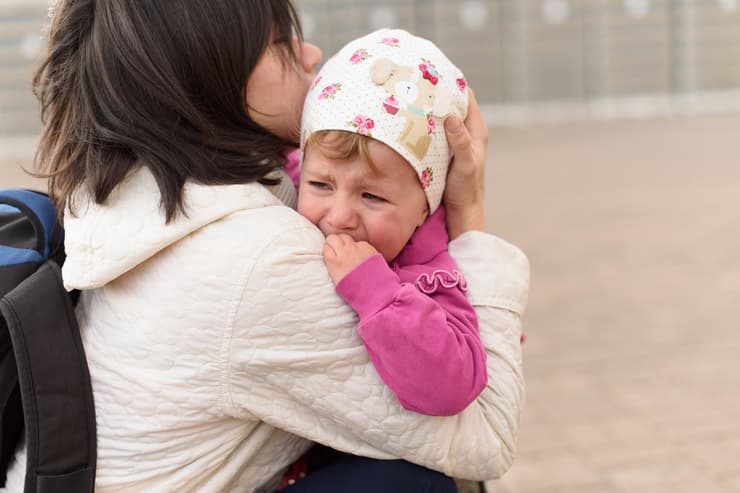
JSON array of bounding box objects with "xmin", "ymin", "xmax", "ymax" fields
[
  {"xmin": 442, "ymin": 88, "xmax": 488, "ymax": 239},
  {"xmin": 444, "ymin": 89, "xmax": 487, "ymax": 184},
  {"xmin": 464, "ymin": 89, "xmax": 489, "ymax": 147},
  {"xmin": 445, "ymin": 115, "xmax": 472, "ymax": 169}
]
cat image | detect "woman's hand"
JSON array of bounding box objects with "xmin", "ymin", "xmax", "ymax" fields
[{"xmin": 443, "ymin": 89, "xmax": 489, "ymax": 240}]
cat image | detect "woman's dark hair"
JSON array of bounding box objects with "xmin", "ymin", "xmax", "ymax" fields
[{"xmin": 33, "ymin": 0, "xmax": 303, "ymax": 222}]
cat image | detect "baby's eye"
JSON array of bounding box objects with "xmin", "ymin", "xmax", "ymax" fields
[
  {"xmin": 362, "ymin": 192, "xmax": 387, "ymax": 202},
  {"xmin": 308, "ymin": 181, "xmax": 331, "ymax": 190}
]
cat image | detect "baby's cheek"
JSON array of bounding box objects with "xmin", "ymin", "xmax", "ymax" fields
[
  {"xmin": 296, "ymin": 196, "xmax": 321, "ymax": 228},
  {"xmin": 296, "ymin": 198, "xmax": 307, "ymax": 218}
]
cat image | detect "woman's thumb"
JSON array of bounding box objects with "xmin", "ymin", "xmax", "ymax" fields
[
  {"xmin": 445, "ymin": 114, "xmax": 470, "ymax": 155},
  {"xmin": 445, "ymin": 114, "xmax": 464, "ymax": 135}
]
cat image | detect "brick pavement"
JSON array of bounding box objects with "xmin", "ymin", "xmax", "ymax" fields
[
  {"xmin": 484, "ymin": 113, "xmax": 740, "ymax": 492},
  {"xmin": 2, "ymin": 114, "xmax": 739, "ymax": 491}
]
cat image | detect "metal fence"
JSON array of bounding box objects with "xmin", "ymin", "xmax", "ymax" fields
[{"xmin": 2, "ymin": 0, "xmax": 740, "ymax": 136}]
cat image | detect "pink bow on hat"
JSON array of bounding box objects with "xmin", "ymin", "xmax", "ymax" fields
[{"xmin": 419, "ymin": 63, "xmax": 439, "ymax": 85}]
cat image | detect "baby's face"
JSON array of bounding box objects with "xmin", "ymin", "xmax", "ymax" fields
[{"xmin": 298, "ymin": 139, "xmax": 428, "ymax": 262}]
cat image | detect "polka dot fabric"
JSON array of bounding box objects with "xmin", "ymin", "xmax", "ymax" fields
[{"xmin": 301, "ymin": 28, "xmax": 469, "ymax": 214}]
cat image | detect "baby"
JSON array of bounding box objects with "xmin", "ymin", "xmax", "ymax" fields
[{"xmin": 294, "ymin": 29, "xmax": 485, "ymax": 417}]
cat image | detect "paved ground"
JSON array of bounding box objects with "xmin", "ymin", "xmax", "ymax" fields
[
  {"xmin": 2, "ymin": 114, "xmax": 739, "ymax": 492},
  {"xmin": 483, "ymin": 113, "xmax": 740, "ymax": 492}
]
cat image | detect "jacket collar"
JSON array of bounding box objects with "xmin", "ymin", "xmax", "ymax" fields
[{"xmin": 63, "ymin": 166, "xmax": 286, "ymax": 289}]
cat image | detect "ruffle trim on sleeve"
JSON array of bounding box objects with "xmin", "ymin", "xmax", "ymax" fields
[{"xmin": 414, "ymin": 269, "xmax": 468, "ymax": 295}]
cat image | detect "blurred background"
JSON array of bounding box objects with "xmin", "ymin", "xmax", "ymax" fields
[{"xmin": 2, "ymin": 1, "xmax": 739, "ymax": 491}]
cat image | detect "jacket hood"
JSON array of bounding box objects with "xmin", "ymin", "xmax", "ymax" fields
[{"xmin": 62, "ymin": 167, "xmax": 286, "ymax": 290}]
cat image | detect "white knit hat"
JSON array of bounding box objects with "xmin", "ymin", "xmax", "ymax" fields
[{"xmin": 300, "ymin": 29, "xmax": 469, "ymax": 213}]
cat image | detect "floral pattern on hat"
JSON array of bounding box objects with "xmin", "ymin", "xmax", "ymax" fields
[
  {"xmin": 311, "ymin": 75, "xmax": 323, "ymax": 90},
  {"xmin": 347, "ymin": 115, "xmax": 375, "ymax": 136},
  {"xmin": 420, "ymin": 167, "xmax": 433, "ymax": 189},
  {"xmin": 350, "ymin": 48, "xmax": 370, "ymax": 64},
  {"xmin": 319, "ymin": 83, "xmax": 342, "ymax": 100},
  {"xmin": 426, "ymin": 115, "xmax": 436, "ymax": 135}
]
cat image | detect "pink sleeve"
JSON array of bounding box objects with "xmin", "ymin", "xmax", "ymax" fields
[
  {"xmin": 283, "ymin": 149, "xmax": 301, "ymax": 190},
  {"xmin": 335, "ymin": 253, "xmax": 487, "ymax": 416}
]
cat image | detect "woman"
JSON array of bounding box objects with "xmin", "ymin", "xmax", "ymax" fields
[{"xmin": 6, "ymin": 1, "xmax": 529, "ymax": 491}]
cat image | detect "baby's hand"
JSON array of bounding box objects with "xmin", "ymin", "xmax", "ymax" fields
[{"xmin": 323, "ymin": 234, "xmax": 378, "ymax": 284}]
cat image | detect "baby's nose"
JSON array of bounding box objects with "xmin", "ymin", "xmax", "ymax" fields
[{"xmin": 326, "ymin": 204, "xmax": 358, "ymax": 231}]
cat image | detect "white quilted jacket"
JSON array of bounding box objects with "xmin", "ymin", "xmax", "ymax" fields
[{"xmin": 4, "ymin": 167, "xmax": 529, "ymax": 492}]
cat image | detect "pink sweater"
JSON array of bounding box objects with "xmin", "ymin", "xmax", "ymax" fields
[{"xmin": 336, "ymin": 207, "xmax": 487, "ymax": 416}]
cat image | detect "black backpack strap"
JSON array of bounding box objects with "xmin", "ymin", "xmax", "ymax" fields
[
  {"xmin": 0, "ymin": 261, "xmax": 96, "ymax": 493},
  {"xmin": 0, "ymin": 334, "xmax": 22, "ymax": 485}
]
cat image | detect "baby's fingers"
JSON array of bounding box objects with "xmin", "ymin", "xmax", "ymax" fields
[
  {"xmin": 322, "ymin": 242, "xmax": 337, "ymax": 262},
  {"xmin": 325, "ymin": 233, "xmax": 355, "ymax": 252}
]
